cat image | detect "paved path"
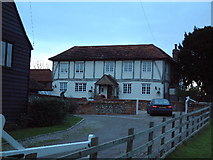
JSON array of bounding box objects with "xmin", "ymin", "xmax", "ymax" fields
[{"xmin": 4, "ymin": 111, "xmax": 182, "ymax": 158}]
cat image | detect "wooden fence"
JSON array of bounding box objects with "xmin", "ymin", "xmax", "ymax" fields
[{"xmin": 57, "ymin": 105, "xmax": 211, "ymax": 159}]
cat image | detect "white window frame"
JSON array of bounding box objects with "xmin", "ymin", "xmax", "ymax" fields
[
  {"xmin": 60, "ymin": 82, "xmax": 68, "ymax": 92},
  {"xmin": 141, "ymin": 83, "xmax": 151, "ymax": 94},
  {"xmin": 75, "ymin": 62, "xmax": 84, "ymax": 73},
  {"xmin": 123, "ymin": 61, "xmax": 133, "ymax": 72},
  {"xmin": 1, "ymin": 41, "xmax": 13, "ymax": 67},
  {"xmin": 123, "ymin": 83, "xmax": 132, "ymax": 94},
  {"xmin": 75, "ymin": 83, "xmax": 87, "ymax": 92},
  {"xmin": 105, "ymin": 61, "xmax": 114, "ymax": 73},
  {"xmin": 60, "ymin": 63, "xmax": 68, "ymax": 73},
  {"xmin": 142, "ymin": 61, "xmax": 152, "ymax": 72}
]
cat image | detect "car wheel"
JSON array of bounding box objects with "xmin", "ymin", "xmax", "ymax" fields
[
  {"xmin": 147, "ymin": 108, "xmax": 150, "ymax": 114},
  {"xmin": 168, "ymin": 112, "xmax": 172, "ymax": 116},
  {"xmin": 150, "ymin": 112, "xmax": 154, "ymax": 116}
]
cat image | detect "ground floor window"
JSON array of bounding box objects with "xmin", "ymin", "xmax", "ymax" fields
[
  {"xmin": 60, "ymin": 82, "xmax": 67, "ymax": 92},
  {"xmin": 142, "ymin": 83, "xmax": 151, "ymax": 94},
  {"xmin": 75, "ymin": 83, "xmax": 87, "ymax": 92},
  {"xmin": 123, "ymin": 83, "xmax": 132, "ymax": 94}
]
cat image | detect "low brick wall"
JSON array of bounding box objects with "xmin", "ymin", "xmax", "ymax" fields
[{"xmin": 76, "ymin": 100, "xmax": 136, "ymax": 115}]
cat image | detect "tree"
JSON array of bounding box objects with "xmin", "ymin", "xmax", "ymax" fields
[{"xmin": 177, "ymin": 26, "xmax": 213, "ymax": 101}]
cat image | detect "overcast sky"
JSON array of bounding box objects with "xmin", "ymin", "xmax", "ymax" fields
[{"xmin": 15, "ymin": 1, "xmax": 212, "ymax": 69}]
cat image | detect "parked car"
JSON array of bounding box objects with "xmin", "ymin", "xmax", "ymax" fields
[{"xmin": 147, "ymin": 98, "xmax": 173, "ymax": 116}]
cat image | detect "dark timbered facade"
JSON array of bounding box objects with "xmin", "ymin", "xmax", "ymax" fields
[{"xmin": 1, "ymin": 2, "xmax": 33, "ymax": 123}]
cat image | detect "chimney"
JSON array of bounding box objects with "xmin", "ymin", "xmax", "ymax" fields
[{"xmin": 172, "ymin": 44, "xmax": 179, "ymax": 61}]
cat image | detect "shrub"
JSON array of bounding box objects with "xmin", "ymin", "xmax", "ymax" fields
[
  {"xmin": 28, "ymin": 96, "xmax": 68, "ymax": 127},
  {"xmin": 66, "ymin": 100, "xmax": 79, "ymax": 114}
]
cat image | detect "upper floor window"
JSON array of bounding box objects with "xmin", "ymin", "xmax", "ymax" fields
[
  {"xmin": 123, "ymin": 83, "xmax": 132, "ymax": 94},
  {"xmin": 60, "ymin": 82, "xmax": 67, "ymax": 92},
  {"xmin": 1, "ymin": 41, "xmax": 13, "ymax": 67},
  {"xmin": 60, "ymin": 63, "xmax": 68, "ymax": 73},
  {"xmin": 75, "ymin": 62, "xmax": 84, "ymax": 73},
  {"xmin": 105, "ymin": 61, "xmax": 114, "ymax": 72},
  {"xmin": 142, "ymin": 61, "xmax": 152, "ymax": 72},
  {"xmin": 141, "ymin": 83, "xmax": 151, "ymax": 94},
  {"xmin": 123, "ymin": 61, "xmax": 133, "ymax": 72},
  {"xmin": 75, "ymin": 83, "xmax": 87, "ymax": 92}
]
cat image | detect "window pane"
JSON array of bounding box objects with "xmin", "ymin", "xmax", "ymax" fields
[
  {"xmin": 123, "ymin": 83, "xmax": 131, "ymax": 94},
  {"xmin": 142, "ymin": 62, "xmax": 147, "ymax": 72},
  {"xmin": 1, "ymin": 41, "xmax": 6, "ymax": 66},
  {"xmin": 76, "ymin": 63, "xmax": 84, "ymax": 73},
  {"xmin": 60, "ymin": 63, "xmax": 68, "ymax": 73},
  {"xmin": 60, "ymin": 82, "xmax": 67, "ymax": 92},
  {"xmin": 6, "ymin": 43, "xmax": 13, "ymax": 67},
  {"xmin": 147, "ymin": 62, "xmax": 151, "ymax": 72},
  {"xmin": 124, "ymin": 62, "xmax": 133, "ymax": 72},
  {"xmin": 105, "ymin": 62, "xmax": 114, "ymax": 72}
]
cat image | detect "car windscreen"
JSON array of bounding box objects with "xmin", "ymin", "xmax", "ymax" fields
[{"xmin": 153, "ymin": 99, "xmax": 170, "ymax": 105}]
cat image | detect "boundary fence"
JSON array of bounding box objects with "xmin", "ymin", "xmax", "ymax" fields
[{"xmin": 57, "ymin": 104, "xmax": 211, "ymax": 159}]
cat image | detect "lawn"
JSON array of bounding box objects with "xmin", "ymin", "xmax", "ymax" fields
[
  {"xmin": 7, "ymin": 115, "xmax": 83, "ymax": 140},
  {"xmin": 167, "ymin": 122, "xmax": 212, "ymax": 159}
]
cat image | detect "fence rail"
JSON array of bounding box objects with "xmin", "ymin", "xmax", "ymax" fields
[{"xmin": 58, "ymin": 104, "xmax": 210, "ymax": 159}]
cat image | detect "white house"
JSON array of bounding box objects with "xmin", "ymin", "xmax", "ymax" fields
[{"xmin": 49, "ymin": 44, "xmax": 175, "ymax": 100}]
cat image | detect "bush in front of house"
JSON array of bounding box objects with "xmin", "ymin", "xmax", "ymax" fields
[{"xmin": 28, "ymin": 96, "xmax": 69, "ymax": 127}]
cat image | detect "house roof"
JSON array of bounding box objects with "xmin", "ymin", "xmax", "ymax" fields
[
  {"xmin": 49, "ymin": 44, "xmax": 174, "ymax": 62},
  {"xmin": 30, "ymin": 69, "xmax": 52, "ymax": 82},
  {"xmin": 30, "ymin": 69, "xmax": 52, "ymax": 91},
  {"xmin": 95, "ymin": 74, "xmax": 118, "ymax": 86}
]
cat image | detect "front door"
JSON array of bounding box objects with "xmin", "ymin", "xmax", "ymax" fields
[{"xmin": 107, "ymin": 86, "xmax": 112, "ymax": 99}]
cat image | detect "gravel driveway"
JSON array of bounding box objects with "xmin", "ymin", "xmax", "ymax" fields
[{"xmin": 6, "ymin": 111, "xmax": 182, "ymax": 158}]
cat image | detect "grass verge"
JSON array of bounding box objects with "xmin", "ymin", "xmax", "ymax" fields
[
  {"xmin": 166, "ymin": 122, "xmax": 212, "ymax": 159},
  {"xmin": 8, "ymin": 115, "xmax": 83, "ymax": 140}
]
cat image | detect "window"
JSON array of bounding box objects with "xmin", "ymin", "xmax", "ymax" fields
[
  {"xmin": 105, "ymin": 61, "xmax": 114, "ymax": 72},
  {"xmin": 123, "ymin": 83, "xmax": 132, "ymax": 94},
  {"xmin": 123, "ymin": 61, "xmax": 133, "ymax": 72},
  {"xmin": 1, "ymin": 41, "xmax": 13, "ymax": 67},
  {"xmin": 75, "ymin": 62, "xmax": 84, "ymax": 73},
  {"xmin": 60, "ymin": 82, "xmax": 67, "ymax": 92},
  {"xmin": 75, "ymin": 83, "xmax": 87, "ymax": 92},
  {"xmin": 60, "ymin": 63, "xmax": 68, "ymax": 73},
  {"xmin": 142, "ymin": 83, "xmax": 151, "ymax": 94},
  {"xmin": 142, "ymin": 61, "xmax": 152, "ymax": 72}
]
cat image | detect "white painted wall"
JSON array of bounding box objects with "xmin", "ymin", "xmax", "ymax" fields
[
  {"xmin": 95, "ymin": 61, "xmax": 103, "ymax": 78},
  {"xmin": 85, "ymin": 61, "xmax": 94, "ymax": 78},
  {"xmin": 134, "ymin": 61, "xmax": 140, "ymax": 79},
  {"xmin": 153, "ymin": 61, "xmax": 163, "ymax": 80}
]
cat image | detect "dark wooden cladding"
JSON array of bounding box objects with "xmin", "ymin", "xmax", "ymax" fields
[{"xmin": 2, "ymin": 2, "xmax": 33, "ymax": 123}]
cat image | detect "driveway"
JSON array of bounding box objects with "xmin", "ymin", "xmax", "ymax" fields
[{"xmin": 12, "ymin": 111, "xmax": 182, "ymax": 158}]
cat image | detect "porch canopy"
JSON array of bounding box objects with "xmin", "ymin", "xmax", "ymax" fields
[
  {"xmin": 95, "ymin": 74, "xmax": 119, "ymax": 98},
  {"xmin": 95, "ymin": 74, "xmax": 118, "ymax": 87}
]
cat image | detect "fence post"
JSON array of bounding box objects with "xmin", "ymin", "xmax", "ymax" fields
[
  {"xmin": 89, "ymin": 137, "xmax": 99, "ymax": 160},
  {"xmin": 126, "ymin": 128, "xmax": 134, "ymax": 160},
  {"xmin": 186, "ymin": 115, "xmax": 190, "ymax": 137},
  {"xmin": 200, "ymin": 110, "xmax": 203, "ymax": 128},
  {"xmin": 191, "ymin": 114, "xmax": 195, "ymax": 133},
  {"xmin": 171, "ymin": 114, "xmax": 175, "ymax": 148},
  {"xmin": 179, "ymin": 112, "xmax": 183, "ymax": 142},
  {"xmin": 147, "ymin": 122, "xmax": 154, "ymax": 158},
  {"xmin": 160, "ymin": 117, "xmax": 166, "ymax": 157}
]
